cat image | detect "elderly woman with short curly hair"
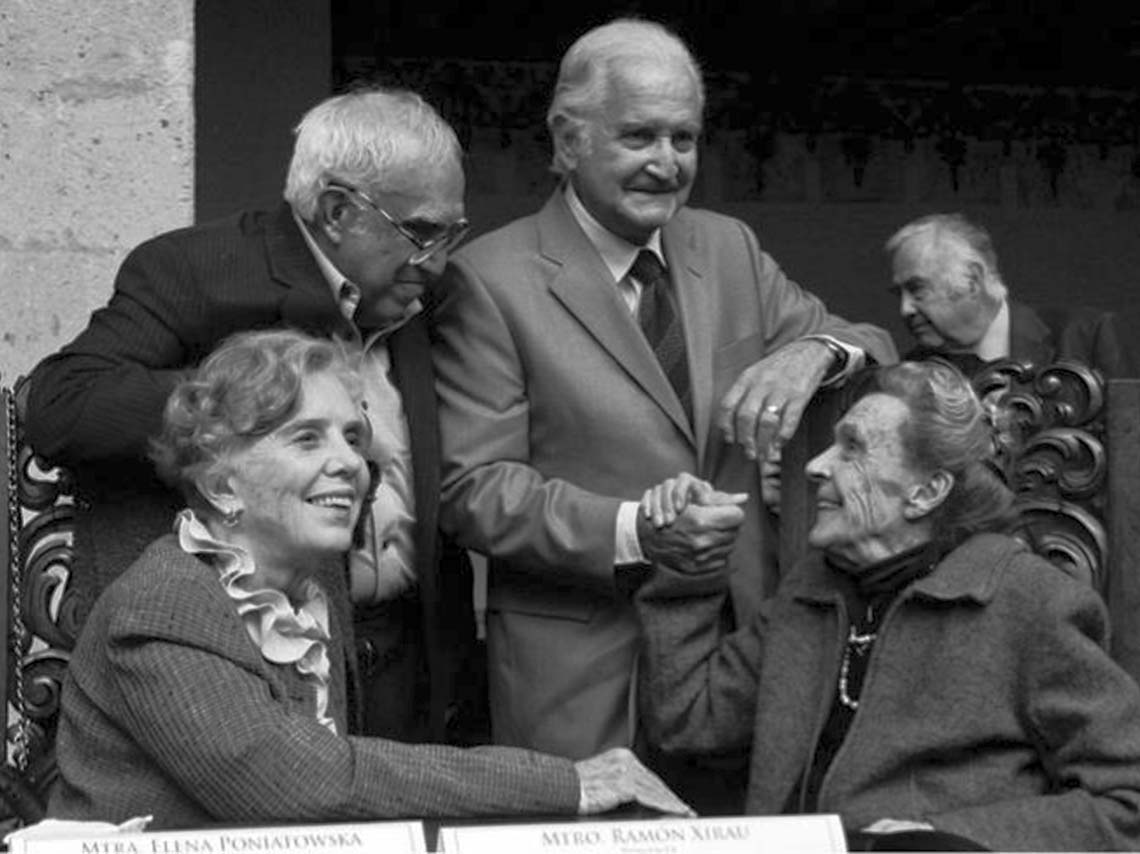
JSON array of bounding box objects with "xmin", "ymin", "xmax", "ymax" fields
[
  {"xmin": 636, "ymin": 360, "xmax": 1140, "ymax": 851},
  {"xmin": 48, "ymin": 328, "xmax": 690, "ymax": 829}
]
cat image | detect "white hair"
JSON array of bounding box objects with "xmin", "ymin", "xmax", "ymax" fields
[
  {"xmin": 284, "ymin": 87, "xmax": 462, "ymax": 220},
  {"xmin": 885, "ymin": 212, "xmax": 1008, "ymax": 300},
  {"xmin": 546, "ymin": 18, "xmax": 705, "ymax": 176}
]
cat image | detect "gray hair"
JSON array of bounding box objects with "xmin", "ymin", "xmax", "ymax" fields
[
  {"xmin": 546, "ymin": 17, "xmax": 705, "ymax": 176},
  {"xmin": 884, "ymin": 212, "xmax": 1008, "ymax": 299},
  {"xmin": 284, "ymin": 87, "xmax": 462, "ymax": 220},
  {"xmin": 870, "ymin": 361, "xmax": 1014, "ymax": 541},
  {"xmin": 151, "ymin": 329, "xmax": 366, "ymax": 519}
]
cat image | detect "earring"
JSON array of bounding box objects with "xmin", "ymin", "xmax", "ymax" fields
[{"xmin": 221, "ymin": 507, "xmax": 242, "ymax": 528}]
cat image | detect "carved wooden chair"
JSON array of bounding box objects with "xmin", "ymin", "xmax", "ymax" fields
[
  {"xmin": 2, "ymin": 358, "xmax": 1138, "ymax": 830},
  {"xmin": 1, "ymin": 378, "xmax": 82, "ymax": 830},
  {"xmin": 780, "ymin": 358, "xmax": 1140, "ymax": 686}
]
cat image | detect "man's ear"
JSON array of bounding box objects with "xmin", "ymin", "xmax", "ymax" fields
[
  {"xmin": 314, "ymin": 188, "xmax": 353, "ymax": 245},
  {"xmin": 551, "ymin": 115, "xmax": 583, "ymax": 171},
  {"xmin": 904, "ymin": 469, "xmax": 954, "ymax": 520},
  {"xmin": 963, "ymin": 260, "xmax": 986, "ymax": 296}
]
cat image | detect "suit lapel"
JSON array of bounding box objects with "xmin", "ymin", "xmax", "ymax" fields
[
  {"xmin": 388, "ymin": 317, "xmax": 438, "ymax": 583},
  {"xmin": 662, "ymin": 213, "xmax": 712, "ymax": 466},
  {"xmin": 265, "ymin": 204, "xmax": 355, "ymax": 338},
  {"xmin": 538, "ymin": 193, "xmax": 695, "ymax": 444},
  {"xmin": 388, "ymin": 317, "xmax": 445, "ymax": 736}
]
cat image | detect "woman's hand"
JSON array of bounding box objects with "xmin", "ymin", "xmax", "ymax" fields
[{"xmin": 574, "ymin": 747, "xmax": 695, "ymax": 817}]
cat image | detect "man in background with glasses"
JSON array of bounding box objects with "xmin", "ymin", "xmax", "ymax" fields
[{"xmin": 23, "ymin": 86, "xmax": 483, "ymax": 748}]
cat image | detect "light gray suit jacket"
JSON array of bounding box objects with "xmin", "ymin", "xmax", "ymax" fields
[{"xmin": 432, "ymin": 191, "xmax": 896, "ymax": 758}]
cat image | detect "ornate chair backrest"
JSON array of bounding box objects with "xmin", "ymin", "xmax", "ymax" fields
[
  {"xmin": 973, "ymin": 359, "xmax": 1107, "ymax": 587},
  {"xmin": 780, "ymin": 358, "xmax": 1140, "ymax": 684},
  {"xmin": 1, "ymin": 378, "xmax": 81, "ymax": 828}
]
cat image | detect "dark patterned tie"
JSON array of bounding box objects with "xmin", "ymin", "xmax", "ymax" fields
[{"xmin": 631, "ymin": 249, "xmax": 691, "ymax": 422}]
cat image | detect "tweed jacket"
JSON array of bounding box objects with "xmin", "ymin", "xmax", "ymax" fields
[
  {"xmin": 637, "ymin": 533, "xmax": 1140, "ymax": 851},
  {"xmin": 23, "ymin": 203, "xmax": 478, "ymax": 742},
  {"xmin": 48, "ymin": 535, "xmax": 579, "ymax": 829},
  {"xmin": 433, "ymin": 190, "xmax": 897, "ymax": 758}
]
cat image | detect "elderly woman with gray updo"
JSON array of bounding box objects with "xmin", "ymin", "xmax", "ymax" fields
[
  {"xmin": 636, "ymin": 360, "xmax": 1140, "ymax": 851},
  {"xmin": 48, "ymin": 328, "xmax": 692, "ymax": 829}
]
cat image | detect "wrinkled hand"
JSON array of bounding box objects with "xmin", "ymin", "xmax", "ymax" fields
[
  {"xmin": 575, "ymin": 747, "xmax": 695, "ymax": 817},
  {"xmin": 717, "ymin": 338, "xmax": 835, "ymax": 461},
  {"xmin": 637, "ymin": 473, "xmax": 748, "ymax": 573},
  {"xmin": 862, "ymin": 818, "xmax": 936, "ymax": 834}
]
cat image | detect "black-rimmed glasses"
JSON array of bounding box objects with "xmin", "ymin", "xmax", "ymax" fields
[{"xmin": 327, "ymin": 181, "xmax": 470, "ymax": 265}]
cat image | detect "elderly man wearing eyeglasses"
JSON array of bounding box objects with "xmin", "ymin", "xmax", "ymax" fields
[{"xmin": 23, "ymin": 86, "xmax": 483, "ymax": 749}]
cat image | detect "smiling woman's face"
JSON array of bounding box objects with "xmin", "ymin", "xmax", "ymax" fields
[
  {"xmin": 221, "ymin": 370, "xmax": 370, "ymax": 590},
  {"xmin": 805, "ymin": 393, "xmax": 927, "ymax": 566}
]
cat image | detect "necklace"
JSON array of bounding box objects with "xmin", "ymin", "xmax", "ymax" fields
[{"xmin": 838, "ymin": 623, "xmax": 877, "ymax": 710}]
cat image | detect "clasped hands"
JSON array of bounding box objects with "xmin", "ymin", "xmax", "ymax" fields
[{"xmin": 637, "ymin": 472, "xmax": 748, "ymax": 574}]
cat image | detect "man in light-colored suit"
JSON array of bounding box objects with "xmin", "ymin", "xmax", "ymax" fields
[{"xmin": 431, "ymin": 17, "xmax": 896, "ymax": 809}]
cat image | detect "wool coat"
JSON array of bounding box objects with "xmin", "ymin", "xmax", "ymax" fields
[{"xmin": 637, "ymin": 533, "xmax": 1140, "ymax": 851}]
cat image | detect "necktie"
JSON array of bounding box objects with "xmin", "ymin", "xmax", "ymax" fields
[{"xmin": 630, "ymin": 249, "xmax": 690, "ymax": 421}]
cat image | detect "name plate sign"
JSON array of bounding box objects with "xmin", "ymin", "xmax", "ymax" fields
[
  {"xmin": 11, "ymin": 821, "xmax": 426, "ymax": 854},
  {"xmin": 437, "ymin": 815, "xmax": 846, "ymax": 853}
]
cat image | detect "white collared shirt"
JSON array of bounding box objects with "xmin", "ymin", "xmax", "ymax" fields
[
  {"xmin": 564, "ymin": 183, "xmax": 667, "ymax": 311},
  {"xmin": 974, "ymin": 299, "xmax": 1012, "ymax": 362},
  {"xmin": 294, "ymin": 211, "xmax": 418, "ymax": 604}
]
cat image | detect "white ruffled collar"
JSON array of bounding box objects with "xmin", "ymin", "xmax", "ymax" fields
[{"xmin": 175, "ymin": 509, "xmax": 337, "ymax": 733}]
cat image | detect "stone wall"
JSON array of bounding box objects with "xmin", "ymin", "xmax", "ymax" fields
[
  {"xmin": 0, "ymin": 1, "xmax": 329, "ymax": 385},
  {"xmin": 0, "ymin": 0, "xmax": 194, "ymax": 383}
]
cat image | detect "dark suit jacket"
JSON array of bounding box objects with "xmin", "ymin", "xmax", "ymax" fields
[
  {"xmin": 48, "ymin": 536, "xmax": 577, "ymax": 829},
  {"xmin": 23, "ymin": 204, "xmax": 478, "ymax": 742},
  {"xmin": 433, "ymin": 191, "xmax": 897, "ymax": 759},
  {"xmin": 1009, "ymin": 300, "xmax": 1132, "ymax": 378},
  {"xmin": 907, "ymin": 299, "xmax": 1134, "ymax": 379}
]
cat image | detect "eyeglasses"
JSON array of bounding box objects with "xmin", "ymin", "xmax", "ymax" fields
[{"xmin": 327, "ymin": 181, "xmax": 470, "ymax": 265}]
